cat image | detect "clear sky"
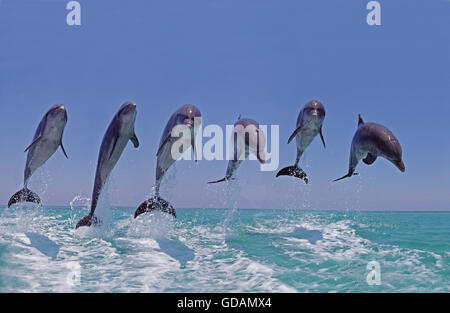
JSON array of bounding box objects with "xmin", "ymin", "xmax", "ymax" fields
[{"xmin": 0, "ymin": 0, "xmax": 449, "ymax": 211}]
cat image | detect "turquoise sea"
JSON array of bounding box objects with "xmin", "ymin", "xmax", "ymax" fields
[{"xmin": 0, "ymin": 205, "xmax": 448, "ymax": 293}]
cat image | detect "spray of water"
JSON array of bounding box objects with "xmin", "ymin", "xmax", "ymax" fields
[
  {"xmin": 69, "ymin": 196, "xmax": 91, "ymax": 228},
  {"xmin": 127, "ymin": 164, "xmax": 178, "ymax": 240},
  {"xmin": 72, "ymin": 178, "xmax": 115, "ymax": 238}
]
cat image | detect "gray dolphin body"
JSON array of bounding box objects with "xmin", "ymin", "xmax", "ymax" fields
[
  {"xmin": 334, "ymin": 114, "xmax": 405, "ymax": 182},
  {"xmin": 134, "ymin": 104, "xmax": 201, "ymax": 219},
  {"xmin": 8, "ymin": 104, "xmax": 68, "ymax": 208},
  {"xmin": 76, "ymin": 102, "xmax": 139, "ymax": 229},
  {"xmin": 276, "ymin": 100, "xmax": 326, "ymax": 183},
  {"xmin": 208, "ymin": 117, "xmax": 266, "ymax": 184}
]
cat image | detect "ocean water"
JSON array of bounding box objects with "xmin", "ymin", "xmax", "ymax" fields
[{"xmin": 0, "ymin": 205, "xmax": 448, "ymax": 293}]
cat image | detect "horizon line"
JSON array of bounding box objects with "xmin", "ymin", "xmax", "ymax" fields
[{"xmin": 1, "ymin": 205, "xmax": 449, "ymax": 213}]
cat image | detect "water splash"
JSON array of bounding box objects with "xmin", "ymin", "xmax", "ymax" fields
[
  {"xmin": 27, "ymin": 166, "xmax": 51, "ymax": 200},
  {"xmin": 69, "ymin": 196, "xmax": 91, "ymax": 228},
  {"xmin": 72, "ymin": 178, "xmax": 114, "ymax": 238},
  {"xmin": 222, "ymin": 179, "xmax": 239, "ymax": 240}
]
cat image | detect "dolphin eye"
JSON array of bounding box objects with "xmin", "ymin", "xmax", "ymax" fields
[{"xmin": 120, "ymin": 107, "xmax": 128, "ymax": 115}]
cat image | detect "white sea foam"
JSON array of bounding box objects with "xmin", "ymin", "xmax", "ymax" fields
[{"xmin": 0, "ymin": 206, "xmax": 447, "ymax": 293}]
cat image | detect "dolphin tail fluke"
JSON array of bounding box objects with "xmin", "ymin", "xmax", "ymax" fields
[
  {"xmin": 8, "ymin": 188, "xmax": 41, "ymax": 208},
  {"xmin": 75, "ymin": 214, "xmax": 94, "ymax": 229},
  {"xmin": 134, "ymin": 197, "xmax": 177, "ymax": 219},
  {"xmin": 276, "ymin": 165, "xmax": 309, "ymax": 184},
  {"xmin": 333, "ymin": 172, "xmax": 358, "ymax": 182},
  {"xmin": 207, "ymin": 174, "xmax": 236, "ymax": 184},
  {"xmin": 333, "ymin": 173, "xmax": 352, "ymax": 182},
  {"xmin": 207, "ymin": 177, "xmax": 228, "ymax": 184},
  {"xmin": 75, "ymin": 214, "xmax": 100, "ymax": 229}
]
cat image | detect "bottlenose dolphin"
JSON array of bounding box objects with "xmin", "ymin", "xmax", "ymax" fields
[
  {"xmin": 8, "ymin": 104, "xmax": 68, "ymax": 208},
  {"xmin": 276, "ymin": 100, "xmax": 326, "ymax": 183},
  {"xmin": 334, "ymin": 114, "xmax": 405, "ymax": 181},
  {"xmin": 208, "ymin": 117, "xmax": 266, "ymax": 184},
  {"xmin": 76, "ymin": 102, "xmax": 139, "ymax": 229},
  {"xmin": 134, "ymin": 104, "xmax": 201, "ymax": 219}
]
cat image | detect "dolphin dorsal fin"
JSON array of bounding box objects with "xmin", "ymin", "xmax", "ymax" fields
[
  {"xmin": 237, "ymin": 114, "xmax": 241, "ymax": 121},
  {"xmin": 358, "ymin": 114, "xmax": 364, "ymax": 126}
]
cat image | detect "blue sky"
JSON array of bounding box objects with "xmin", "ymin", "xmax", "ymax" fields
[{"xmin": 0, "ymin": 0, "xmax": 449, "ymax": 211}]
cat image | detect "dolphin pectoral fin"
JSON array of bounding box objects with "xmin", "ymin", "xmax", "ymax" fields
[
  {"xmin": 134, "ymin": 197, "xmax": 177, "ymax": 219},
  {"xmin": 130, "ymin": 133, "xmax": 139, "ymax": 148},
  {"xmin": 24, "ymin": 135, "xmax": 42, "ymax": 153},
  {"xmin": 8, "ymin": 188, "xmax": 41, "ymax": 208},
  {"xmin": 363, "ymin": 153, "xmax": 377, "ymax": 165},
  {"xmin": 288, "ymin": 119, "xmax": 304, "ymax": 144},
  {"xmin": 276, "ymin": 166, "xmax": 309, "ymax": 184},
  {"xmin": 60, "ymin": 142, "xmax": 69, "ymax": 159},
  {"xmin": 287, "ymin": 127, "xmax": 301, "ymax": 144},
  {"xmin": 319, "ymin": 128, "xmax": 326, "ymax": 148}
]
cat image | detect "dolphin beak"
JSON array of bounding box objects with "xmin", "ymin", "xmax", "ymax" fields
[
  {"xmin": 185, "ymin": 119, "xmax": 194, "ymax": 129},
  {"xmin": 257, "ymin": 152, "xmax": 266, "ymax": 164},
  {"xmin": 124, "ymin": 102, "xmax": 136, "ymax": 115},
  {"xmin": 395, "ymin": 160, "xmax": 406, "ymax": 172}
]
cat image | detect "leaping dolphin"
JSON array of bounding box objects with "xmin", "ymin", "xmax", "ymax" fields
[
  {"xmin": 276, "ymin": 100, "xmax": 326, "ymax": 183},
  {"xmin": 208, "ymin": 117, "xmax": 266, "ymax": 184},
  {"xmin": 334, "ymin": 114, "xmax": 405, "ymax": 182},
  {"xmin": 134, "ymin": 104, "xmax": 202, "ymax": 219},
  {"xmin": 76, "ymin": 102, "xmax": 139, "ymax": 229},
  {"xmin": 8, "ymin": 104, "xmax": 68, "ymax": 208}
]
